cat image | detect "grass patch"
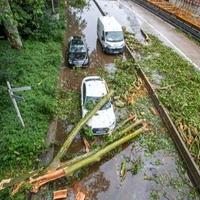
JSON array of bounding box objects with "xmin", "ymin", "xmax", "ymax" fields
[
  {"xmin": 126, "ymin": 32, "xmax": 200, "ymax": 167},
  {"xmin": 130, "ymin": 97, "xmax": 174, "ymax": 155},
  {"xmin": 0, "ymin": 38, "xmax": 62, "ymax": 193},
  {"xmin": 56, "ymin": 90, "xmax": 81, "ymax": 124}
]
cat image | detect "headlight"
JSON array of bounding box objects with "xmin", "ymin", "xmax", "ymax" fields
[{"xmin": 120, "ymin": 43, "xmax": 125, "ymax": 48}]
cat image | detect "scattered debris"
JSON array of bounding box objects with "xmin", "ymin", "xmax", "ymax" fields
[
  {"xmin": 53, "ymin": 189, "xmax": 68, "ymax": 200},
  {"xmin": 120, "ymin": 160, "xmax": 127, "ymax": 180},
  {"xmin": 149, "ymin": 107, "xmax": 158, "ymax": 116},
  {"xmin": 11, "ymin": 182, "xmax": 25, "ymax": 196},
  {"xmin": 130, "ymin": 157, "xmax": 142, "ymax": 175},
  {"xmin": 82, "ymin": 137, "xmax": 90, "ymax": 153},
  {"xmin": 125, "ymin": 78, "xmax": 147, "ymax": 105},
  {"xmin": 76, "ymin": 191, "xmax": 85, "ymax": 200},
  {"xmin": 115, "ymin": 99, "xmax": 125, "ymax": 108},
  {"xmin": 1, "ymin": 121, "xmax": 146, "ymax": 193},
  {"xmin": 140, "ymin": 112, "xmax": 145, "ymax": 116}
]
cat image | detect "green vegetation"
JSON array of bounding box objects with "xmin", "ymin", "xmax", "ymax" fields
[
  {"xmin": 129, "ymin": 156, "xmax": 142, "ymax": 175},
  {"xmin": 0, "ymin": 39, "xmax": 62, "ymax": 199},
  {"xmin": 84, "ymin": 99, "xmax": 97, "ymax": 111},
  {"xmin": 0, "ymin": 39, "xmax": 61, "ymax": 173},
  {"xmin": 0, "ymin": 2, "xmax": 66, "ymax": 198},
  {"xmin": 68, "ymin": 0, "xmax": 87, "ymax": 8},
  {"xmin": 110, "ymin": 59, "xmax": 137, "ymax": 94},
  {"xmin": 126, "ymin": 32, "xmax": 200, "ymax": 167},
  {"xmin": 56, "ymin": 90, "xmax": 81, "ymax": 124}
]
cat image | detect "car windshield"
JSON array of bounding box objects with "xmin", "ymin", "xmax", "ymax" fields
[
  {"xmin": 105, "ymin": 31, "xmax": 123, "ymax": 42},
  {"xmin": 84, "ymin": 96, "xmax": 111, "ymax": 110},
  {"xmin": 69, "ymin": 39, "xmax": 86, "ymax": 53},
  {"xmin": 69, "ymin": 45, "xmax": 86, "ymax": 53}
]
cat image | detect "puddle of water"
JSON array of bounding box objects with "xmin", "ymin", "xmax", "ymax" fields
[
  {"xmin": 64, "ymin": 0, "xmax": 117, "ymax": 70},
  {"xmin": 54, "ymin": 120, "xmax": 85, "ymax": 159},
  {"xmin": 61, "ymin": 0, "xmax": 121, "ymax": 92},
  {"xmin": 73, "ymin": 142, "xmax": 186, "ymax": 200}
]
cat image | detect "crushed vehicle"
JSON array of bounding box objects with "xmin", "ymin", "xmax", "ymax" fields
[
  {"xmin": 66, "ymin": 36, "xmax": 89, "ymax": 67},
  {"xmin": 81, "ymin": 76, "xmax": 116, "ymax": 135}
]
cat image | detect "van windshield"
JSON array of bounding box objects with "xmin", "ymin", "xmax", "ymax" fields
[{"xmin": 105, "ymin": 31, "xmax": 123, "ymax": 42}]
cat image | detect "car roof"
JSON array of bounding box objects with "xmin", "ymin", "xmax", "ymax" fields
[
  {"xmin": 98, "ymin": 16, "xmax": 122, "ymax": 32},
  {"xmin": 85, "ymin": 78, "xmax": 108, "ymax": 97}
]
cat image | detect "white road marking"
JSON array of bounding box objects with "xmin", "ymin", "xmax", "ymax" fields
[{"xmin": 119, "ymin": 0, "xmax": 200, "ymax": 70}]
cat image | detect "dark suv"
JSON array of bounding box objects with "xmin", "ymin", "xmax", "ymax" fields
[{"xmin": 67, "ymin": 36, "xmax": 89, "ymax": 67}]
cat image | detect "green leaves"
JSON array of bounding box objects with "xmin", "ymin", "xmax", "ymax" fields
[
  {"xmin": 126, "ymin": 34, "xmax": 200, "ymax": 166},
  {"xmin": 0, "ymin": 39, "xmax": 61, "ymax": 178},
  {"xmin": 68, "ymin": 0, "xmax": 87, "ymax": 8}
]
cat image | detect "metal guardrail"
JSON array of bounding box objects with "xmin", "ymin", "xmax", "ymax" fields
[
  {"xmin": 93, "ymin": 0, "xmax": 200, "ymax": 192},
  {"xmin": 132, "ymin": 0, "xmax": 200, "ymax": 42}
]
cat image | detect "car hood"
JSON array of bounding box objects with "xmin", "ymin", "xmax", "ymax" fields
[
  {"xmin": 69, "ymin": 52, "xmax": 86, "ymax": 61},
  {"xmin": 83, "ymin": 106, "xmax": 116, "ymax": 129}
]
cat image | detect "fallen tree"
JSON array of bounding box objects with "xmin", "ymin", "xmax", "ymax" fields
[
  {"xmin": 48, "ymin": 89, "xmax": 114, "ymax": 169},
  {"xmin": 0, "ymin": 90, "xmax": 147, "ymax": 195},
  {"xmin": 30, "ymin": 126, "xmax": 146, "ymax": 192},
  {"xmin": 0, "ymin": 91, "xmax": 115, "ymax": 191}
]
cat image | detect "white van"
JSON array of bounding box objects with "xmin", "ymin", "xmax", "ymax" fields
[{"xmin": 97, "ymin": 16, "xmax": 125, "ymax": 54}]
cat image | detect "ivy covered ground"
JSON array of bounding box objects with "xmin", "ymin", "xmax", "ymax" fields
[{"xmin": 0, "ymin": 38, "xmax": 62, "ymax": 199}]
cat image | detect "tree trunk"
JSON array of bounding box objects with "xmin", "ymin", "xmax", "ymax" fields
[
  {"xmin": 0, "ymin": 0, "xmax": 22, "ymax": 49},
  {"xmin": 30, "ymin": 127, "xmax": 146, "ymax": 192},
  {"xmin": 48, "ymin": 90, "xmax": 114, "ymax": 169}
]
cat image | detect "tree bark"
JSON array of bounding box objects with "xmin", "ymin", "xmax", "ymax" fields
[{"xmin": 0, "ymin": 0, "xmax": 23, "ymax": 49}]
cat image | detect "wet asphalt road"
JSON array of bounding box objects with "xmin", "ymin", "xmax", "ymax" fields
[{"xmin": 98, "ymin": 0, "xmax": 200, "ymax": 70}]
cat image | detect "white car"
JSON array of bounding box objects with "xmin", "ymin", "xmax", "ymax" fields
[{"xmin": 81, "ymin": 76, "xmax": 116, "ymax": 135}]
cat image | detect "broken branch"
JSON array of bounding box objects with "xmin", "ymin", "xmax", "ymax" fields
[
  {"xmin": 30, "ymin": 126, "xmax": 146, "ymax": 192},
  {"xmin": 49, "ymin": 90, "xmax": 114, "ymax": 169}
]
